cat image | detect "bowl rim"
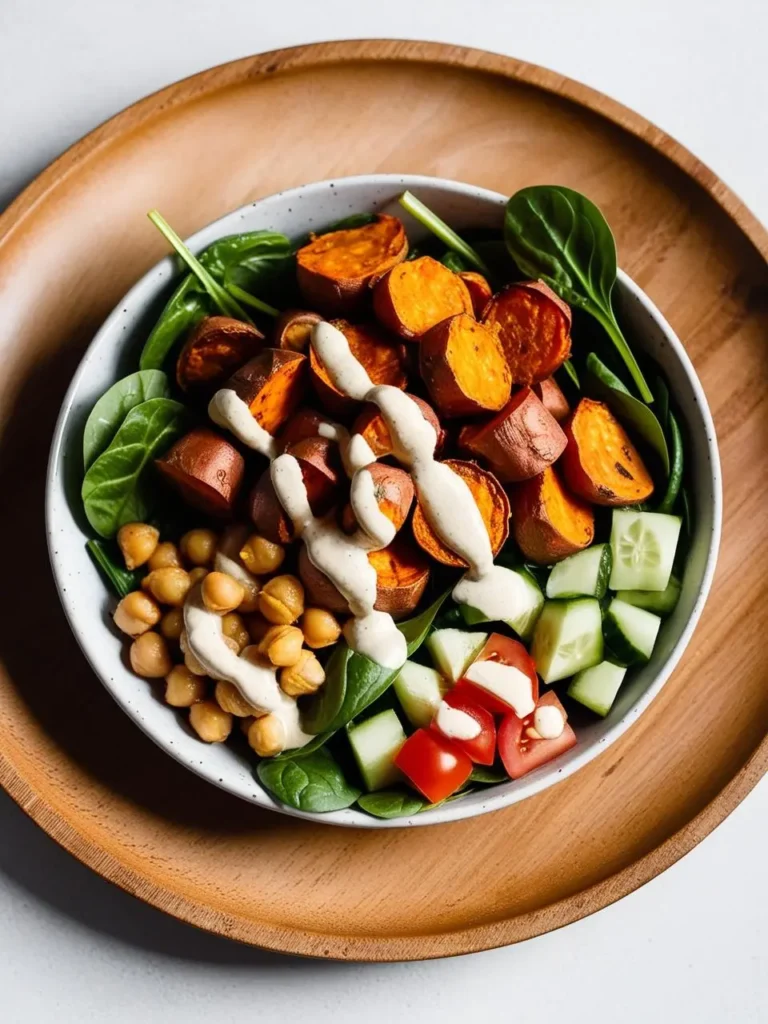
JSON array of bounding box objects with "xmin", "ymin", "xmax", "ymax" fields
[{"xmin": 46, "ymin": 172, "xmax": 723, "ymax": 829}]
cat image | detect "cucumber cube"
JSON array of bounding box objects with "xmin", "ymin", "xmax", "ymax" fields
[
  {"xmin": 616, "ymin": 575, "xmax": 681, "ymax": 616},
  {"xmin": 426, "ymin": 629, "xmax": 487, "ymax": 683},
  {"xmin": 609, "ymin": 511, "xmax": 681, "ymax": 592},
  {"xmin": 460, "ymin": 568, "xmax": 544, "ymax": 641},
  {"xmin": 546, "ymin": 544, "xmax": 611, "ymax": 600},
  {"xmin": 603, "ymin": 598, "xmax": 661, "ymax": 666},
  {"xmin": 394, "ymin": 661, "xmax": 450, "ymax": 728},
  {"xmin": 348, "ymin": 710, "xmax": 407, "ymax": 792},
  {"xmin": 568, "ymin": 661, "xmax": 627, "ymax": 716},
  {"xmin": 531, "ymin": 598, "xmax": 603, "ymax": 684}
]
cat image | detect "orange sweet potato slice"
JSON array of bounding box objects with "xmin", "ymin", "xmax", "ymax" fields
[
  {"xmin": 272, "ymin": 309, "xmax": 323, "ymax": 352},
  {"xmin": 483, "ymin": 281, "xmax": 572, "ymax": 384},
  {"xmin": 373, "ymin": 256, "xmax": 474, "ymax": 340},
  {"xmin": 296, "ymin": 215, "xmax": 408, "ymax": 314},
  {"xmin": 561, "ymin": 398, "xmax": 654, "ymax": 505},
  {"xmin": 156, "ymin": 428, "xmax": 244, "ymax": 517},
  {"xmin": 226, "ymin": 348, "xmax": 307, "ymax": 434},
  {"xmin": 352, "ymin": 394, "xmax": 444, "ymax": 458},
  {"xmin": 459, "ymin": 271, "xmax": 493, "ymax": 318},
  {"xmin": 533, "ymin": 376, "xmax": 570, "ymax": 422},
  {"xmin": 309, "ymin": 320, "xmax": 407, "ymax": 417},
  {"xmin": 509, "ymin": 466, "xmax": 595, "ymax": 564},
  {"xmin": 176, "ymin": 316, "xmax": 264, "ymax": 395},
  {"xmin": 411, "ymin": 459, "xmax": 510, "ymax": 567},
  {"xmin": 278, "ymin": 407, "xmax": 333, "ymax": 450},
  {"xmin": 420, "ymin": 313, "xmax": 511, "ymax": 418},
  {"xmin": 458, "ymin": 387, "xmax": 567, "ymax": 483},
  {"xmin": 341, "ymin": 463, "xmax": 415, "ymax": 534}
]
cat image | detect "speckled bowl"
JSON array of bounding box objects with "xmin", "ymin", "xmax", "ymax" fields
[{"xmin": 46, "ymin": 174, "xmax": 721, "ymax": 828}]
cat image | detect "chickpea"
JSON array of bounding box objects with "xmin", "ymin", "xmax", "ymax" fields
[
  {"xmin": 258, "ymin": 575, "xmax": 304, "ymax": 625},
  {"xmin": 240, "ymin": 715, "xmax": 256, "ymax": 736},
  {"xmin": 129, "ymin": 631, "xmax": 172, "ymax": 678},
  {"xmin": 180, "ymin": 528, "xmax": 218, "ymax": 566},
  {"xmin": 258, "ymin": 624, "xmax": 304, "ymax": 667},
  {"xmin": 113, "ymin": 590, "xmax": 161, "ymax": 637},
  {"xmin": 221, "ymin": 612, "xmax": 250, "ymax": 652},
  {"xmin": 202, "ymin": 571, "xmax": 244, "ymax": 615},
  {"xmin": 214, "ymin": 680, "xmax": 260, "ymax": 717},
  {"xmin": 279, "ymin": 649, "xmax": 325, "ymax": 697},
  {"xmin": 237, "ymin": 577, "xmax": 261, "ymax": 613},
  {"xmin": 301, "ymin": 607, "xmax": 341, "ymax": 649},
  {"xmin": 179, "ymin": 630, "xmax": 207, "ymax": 676},
  {"xmin": 160, "ymin": 607, "xmax": 184, "ymax": 641},
  {"xmin": 117, "ymin": 522, "xmax": 159, "ymax": 570},
  {"xmin": 165, "ymin": 665, "xmax": 206, "ymax": 707},
  {"xmin": 189, "ymin": 700, "xmax": 232, "ymax": 743},
  {"xmin": 247, "ymin": 713, "xmax": 286, "ymax": 757},
  {"xmin": 188, "ymin": 566, "xmax": 209, "ymax": 585},
  {"xmin": 239, "ymin": 534, "xmax": 285, "ymax": 576},
  {"xmin": 145, "ymin": 567, "xmax": 192, "ymax": 607},
  {"xmin": 148, "ymin": 541, "xmax": 183, "ymax": 571},
  {"xmin": 244, "ymin": 614, "xmax": 271, "ymax": 644}
]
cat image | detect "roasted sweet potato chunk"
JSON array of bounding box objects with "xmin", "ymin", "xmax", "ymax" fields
[
  {"xmin": 273, "ymin": 309, "xmax": 323, "ymax": 352},
  {"xmin": 341, "ymin": 463, "xmax": 415, "ymax": 535},
  {"xmin": 561, "ymin": 398, "xmax": 654, "ymax": 505},
  {"xmin": 176, "ymin": 316, "xmax": 264, "ymax": 395},
  {"xmin": 352, "ymin": 394, "xmax": 443, "ymax": 458},
  {"xmin": 296, "ymin": 214, "xmax": 407, "ymax": 314},
  {"xmin": 156, "ymin": 428, "xmax": 244, "ymax": 517},
  {"xmin": 249, "ymin": 471, "xmax": 293, "ymax": 545},
  {"xmin": 420, "ymin": 313, "xmax": 511, "ymax": 418},
  {"xmin": 411, "ymin": 459, "xmax": 510, "ymax": 567},
  {"xmin": 278, "ymin": 407, "xmax": 333, "ymax": 450},
  {"xmin": 509, "ymin": 466, "xmax": 594, "ymax": 564},
  {"xmin": 458, "ymin": 387, "xmax": 567, "ymax": 482},
  {"xmin": 483, "ymin": 281, "xmax": 572, "ymax": 384},
  {"xmin": 459, "ymin": 271, "xmax": 493, "ymax": 318},
  {"xmin": 373, "ymin": 256, "xmax": 474, "ymax": 340},
  {"xmin": 309, "ymin": 320, "xmax": 407, "ymax": 417},
  {"xmin": 226, "ymin": 348, "xmax": 307, "ymax": 434},
  {"xmin": 533, "ymin": 377, "xmax": 570, "ymax": 422}
]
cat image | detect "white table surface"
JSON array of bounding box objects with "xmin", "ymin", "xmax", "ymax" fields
[{"xmin": 1, "ymin": 1, "xmax": 766, "ymax": 1020}]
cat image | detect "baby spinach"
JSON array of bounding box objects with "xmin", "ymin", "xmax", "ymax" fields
[
  {"xmin": 83, "ymin": 370, "xmax": 170, "ymax": 469},
  {"xmin": 440, "ymin": 250, "xmax": 472, "ymax": 273},
  {"xmin": 469, "ymin": 765, "xmax": 509, "ymax": 785},
  {"xmin": 584, "ymin": 353, "xmax": 669, "ymax": 475},
  {"xmin": 86, "ymin": 539, "xmax": 143, "ymax": 598},
  {"xmin": 399, "ymin": 590, "xmax": 450, "ymax": 655},
  {"xmin": 504, "ymin": 185, "xmax": 654, "ymax": 402},
  {"xmin": 357, "ymin": 789, "xmax": 426, "ymax": 819},
  {"xmin": 657, "ymin": 412, "xmax": 683, "ymax": 513},
  {"xmin": 399, "ymin": 191, "xmax": 491, "ymax": 276},
  {"xmin": 257, "ymin": 746, "xmax": 360, "ymax": 812},
  {"xmin": 81, "ymin": 397, "xmax": 187, "ymax": 537}
]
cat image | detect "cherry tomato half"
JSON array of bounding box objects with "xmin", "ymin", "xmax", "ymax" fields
[
  {"xmin": 498, "ymin": 690, "xmax": 577, "ymax": 780},
  {"xmin": 431, "ymin": 691, "xmax": 496, "ymax": 765},
  {"xmin": 394, "ymin": 729, "xmax": 473, "ymax": 804},
  {"xmin": 454, "ymin": 633, "xmax": 539, "ymax": 716}
]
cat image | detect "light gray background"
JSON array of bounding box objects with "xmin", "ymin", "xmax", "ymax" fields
[{"xmin": 1, "ymin": 1, "xmax": 765, "ymax": 1020}]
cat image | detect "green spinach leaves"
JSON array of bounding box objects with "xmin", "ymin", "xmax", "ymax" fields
[
  {"xmin": 86, "ymin": 539, "xmax": 144, "ymax": 598},
  {"xmin": 83, "ymin": 370, "xmax": 170, "ymax": 469},
  {"xmin": 257, "ymin": 747, "xmax": 361, "ymax": 812}
]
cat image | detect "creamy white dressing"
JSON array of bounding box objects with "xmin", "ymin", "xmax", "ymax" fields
[
  {"xmin": 533, "ymin": 704, "xmax": 565, "ymax": 740},
  {"xmin": 317, "ymin": 420, "xmax": 376, "ymax": 477},
  {"xmin": 350, "ymin": 468, "xmax": 397, "ymax": 548},
  {"xmin": 208, "ymin": 388, "xmax": 279, "ymax": 459},
  {"xmin": 464, "ymin": 660, "xmax": 536, "ymax": 718},
  {"xmin": 435, "ymin": 701, "xmax": 482, "ymax": 741}
]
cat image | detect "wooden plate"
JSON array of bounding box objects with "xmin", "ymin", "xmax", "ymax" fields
[{"xmin": 0, "ymin": 40, "xmax": 766, "ymax": 960}]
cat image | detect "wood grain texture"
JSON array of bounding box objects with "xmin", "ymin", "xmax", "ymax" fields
[{"xmin": 0, "ymin": 40, "xmax": 766, "ymax": 960}]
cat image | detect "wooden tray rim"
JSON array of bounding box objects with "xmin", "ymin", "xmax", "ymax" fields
[{"xmin": 1, "ymin": 38, "xmax": 766, "ymax": 960}]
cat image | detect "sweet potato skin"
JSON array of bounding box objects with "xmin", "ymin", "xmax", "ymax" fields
[
  {"xmin": 509, "ymin": 466, "xmax": 594, "ymax": 564},
  {"xmin": 341, "ymin": 463, "xmax": 415, "ymax": 534},
  {"xmin": 249, "ymin": 471, "xmax": 293, "ymax": 544},
  {"xmin": 411, "ymin": 459, "xmax": 510, "ymax": 567},
  {"xmin": 561, "ymin": 398, "xmax": 654, "ymax": 505},
  {"xmin": 156, "ymin": 428, "xmax": 244, "ymax": 517},
  {"xmin": 420, "ymin": 313, "xmax": 511, "ymax": 418},
  {"xmin": 352, "ymin": 394, "xmax": 444, "ymax": 457},
  {"xmin": 226, "ymin": 348, "xmax": 307, "ymax": 433},
  {"xmin": 458, "ymin": 387, "xmax": 566, "ymax": 483},
  {"xmin": 373, "ymin": 256, "xmax": 474, "ymax": 341},
  {"xmin": 309, "ymin": 320, "xmax": 407, "ymax": 417},
  {"xmin": 459, "ymin": 272, "xmax": 493, "ymax": 318},
  {"xmin": 533, "ymin": 377, "xmax": 570, "ymax": 422},
  {"xmin": 283, "ymin": 436, "xmax": 343, "ymax": 515},
  {"xmin": 273, "ymin": 310, "xmax": 322, "ymax": 352},
  {"xmin": 176, "ymin": 316, "xmax": 264, "ymax": 395},
  {"xmin": 483, "ymin": 281, "xmax": 572, "ymax": 385},
  {"xmin": 278, "ymin": 407, "xmax": 332, "ymax": 450},
  {"xmin": 296, "ymin": 215, "xmax": 408, "ymax": 315}
]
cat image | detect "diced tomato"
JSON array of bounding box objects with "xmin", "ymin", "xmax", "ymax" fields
[
  {"xmin": 431, "ymin": 691, "xmax": 497, "ymax": 765},
  {"xmin": 498, "ymin": 690, "xmax": 577, "ymax": 780},
  {"xmin": 394, "ymin": 729, "xmax": 473, "ymax": 803},
  {"xmin": 455, "ymin": 633, "xmax": 539, "ymax": 715}
]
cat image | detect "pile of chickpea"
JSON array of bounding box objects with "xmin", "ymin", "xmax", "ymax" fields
[{"xmin": 111, "ymin": 522, "xmax": 342, "ymax": 756}]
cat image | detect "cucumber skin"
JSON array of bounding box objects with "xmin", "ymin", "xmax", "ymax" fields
[
  {"xmin": 531, "ymin": 598, "xmax": 604, "ymax": 684},
  {"xmin": 545, "ymin": 544, "xmax": 612, "ymax": 600},
  {"xmin": 616, "ymin": 575, "xmax": 681, "ymax": 616},
  {"xmin": 603, "ymin": 600, "xmax": 661, "ymax": 666},
  {"xmin": 657, "ymin": 412, "xmax": 683, "ymax": 514}
]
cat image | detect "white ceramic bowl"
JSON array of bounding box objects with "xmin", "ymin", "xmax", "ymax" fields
[{"xmin": 46, "ymin": 174, "xmax": 722, "ymax": 828}]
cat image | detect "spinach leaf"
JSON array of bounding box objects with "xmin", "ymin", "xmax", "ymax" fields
[
  {"xmin": 357, "ymin": 789, "xmax": 426, "ymax": 819},
  {"xmin": 440, "ymin": 250, "xmax": 471, "ymax": 273},
  {"xmin": 83, "ymin": 370, "xmax": 170, "ymax": 469},
  {"xmin": 301, "ymin": 643, "xmax": 351, "ymax": 736},
  {"xmin": 399, "ymin": 590, "xmax": 450, "ymax": 655},
  {"xmin": 139, "ymin": 276, "xmax": 211, "ymax": 372},
  {"xmin": 562, "ymin": 360, "xmax": 580, "ymax": 389},
  {"xmin": 657, "ymin": 412, "xmax": 683, "ymax": 513},
  {"xmin": 86, "ymin": 539, "xmax": 143, "ymax": 598},
  {"xmin": 81, "ymin": 397, "xmax": 187, "ymax": 537},
  {"xmin": 398, "ymin": 191, "xmax": 491, "ymax": 276},
  {"xmin": 469, "ymin": 765, "xmax": 509, "ymax": 785},
  {"xmin": 257, "ymin": 746, "xmax": 360, "ymax": 812},
  {"xmin": 504, "ymin": 185, "xmax": 653, "ymax": 401},
  {"xmin": 584, "ymin": 353, "xmax": 669, "ymax": 475}
]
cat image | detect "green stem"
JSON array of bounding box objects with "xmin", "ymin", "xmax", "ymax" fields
[
  {"xmin": 591, "ymin": 305, "xmax": 654, "ymax": 402},
  {"xmin": 399, "ymin": 191, "xmax": 491, "ymax": 277},
  {"xmin": 226, "ymin": 282, "xmax": 280, "ymax": 318},
  {"xmin": 147, "ymin": 210, "xmax": 254, "ymax": 325}
]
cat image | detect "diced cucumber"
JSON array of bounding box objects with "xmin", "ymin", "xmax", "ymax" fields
[
  {"xmin": 393, "ymin": 661, "xmax": 450, "ymax": 728},
  {"xmin": 347, "ymin": 710, "xmax": 407, "ymax": 792},
  {"xmin": 616, "ymin": 575, "xmax": 681, "ymax": 616},
  {"xmin": 609, "ymin": 510, "xmax": 681, "ymax": 592},
  {"xmin": 426, "ymin": 629, "xmax": 487, "ymax": 683},
  {"xmin": 567, "ymin": 661, "xmax": 627, "ymax": 716},
  {"xmin": 531, "ymin": 598, "xmax": 603, "ymax": 684},
  {"xmin": 546, "ymin": 544, "xmax": 611, "ymax": 600},
  {"xmin": 603, "ymin": 598, "xmax": 661, "ymax": 666},
  {"xmin": 460, "ymin": 568, "xmax": 544, "ymax": 641}
]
